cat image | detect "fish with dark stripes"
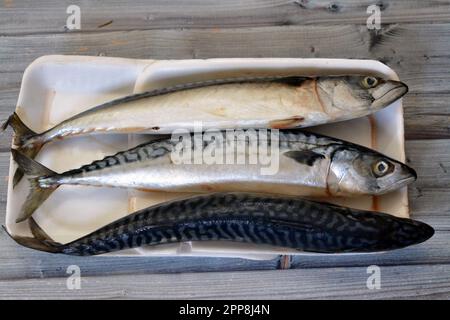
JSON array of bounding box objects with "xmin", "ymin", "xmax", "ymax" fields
[
  {"xmin": 11, "ymin": 130, "xmax": 416, "ymax": 222},
  {"xmin": 5, "ymin": 193, "xmax": 434, "ymax": 256}
]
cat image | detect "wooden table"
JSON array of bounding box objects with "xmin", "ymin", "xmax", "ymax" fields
[{"xmin": 0, "ymin": 0, "xmax": 449, "ymax": 299}]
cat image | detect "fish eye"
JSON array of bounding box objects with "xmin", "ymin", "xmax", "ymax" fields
[
  {"xmin": 372, "ymin": 160, "xmax": 393, "ymax": 177},
  {"xmin": 361, "ymin": 76, "xmax": 379, "ymax": 89}
]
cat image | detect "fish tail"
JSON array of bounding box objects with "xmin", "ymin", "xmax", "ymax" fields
[
  {"xmin": 2, "ymin": 112, "xmax": 41, "ymax": 147},
  {"xmin": 2, "ymin": 223, "xmax": 63, "ymax": 254},
  {"xmin": 11, "ymin": 149, "xmax": 59, "ymax": 223},
  {"xmin": 28, "ymin": 217, "xmax": 55, "ymax": 242},
  {"xmin": 12, "ymin": 142, "xmax": 46, "ymax": 188},
  {"xmin": 2, "ymin": 113, "xmax": 45, "ymax": 188},
  {"xmin": 17, "ymin": 178, "xmax": 58, "ymax": 223}
]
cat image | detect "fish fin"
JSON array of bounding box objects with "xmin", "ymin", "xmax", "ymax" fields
[
  {"xmin": 2, "ymin": 112, "xmax": 38, "ymax": 147},
  {"xmin": 12, "ymin": 138, "xmax": 47, "ymax": 188},
  {"xmin": 283, "ymin": 150, "xmax": 325, "ymax": 166},
  {"xmin": 29, "ymin": 217, "xmax": 55, "ymax": 242},
  {"xmin": 3, "ymin": 113, "xmax": 45, "ymax": 188},
  {"xmin": 13, "ymin": 147, "xmax": 47, "ymax": 188},
  {"xmin": 11, "ymin": 149, "xmax": 59, "ymax": 223},
  {"xmin": 16, "ymin": 177, "xmax": 58, "ymax": 223},
  {"xmin": 11, "ymin": 149, "xmax": 55, "ymax": 176},
  {"xmin": 12, "ymin": 168, "xmax": 25, "ymax": 189},
  {"xmin": 272, "ymin": 76, "xmax": 310, "ymax": 86},
  {"xmin": 2, "ymin": 225, "xmax": 62, "ymax": 253}
]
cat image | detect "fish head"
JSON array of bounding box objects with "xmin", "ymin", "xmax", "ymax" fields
[
  {"xmin": 317, "ymin": 76, "xmax": 408, "ymax": 118},
  {"xmin": 379, "ymin": 217, "xmax": 435, "ymax": 251},
  {"xmin": 326, "ymin": 146, "xmax": 417, "ymax": 196},
  {"xmin": 343, "ymin": 210, "xmax": 434, "ymax": 252}
]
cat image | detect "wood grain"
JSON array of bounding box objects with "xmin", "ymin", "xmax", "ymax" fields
[
  {"xmin": 405, "ymin": 140, "xmax": 450, "ymax": 189},
  {"xmin": 1, "ymin": 0, "xmax": 450, "ymax": 35},
  {"xmin": 404, "ymin": 93, "xmax": 450, "ymax": 140},
  {"xmin": 0, "ymin": 23, "xmax": 449, "ymax": 71},
  {"xmin": 1, "ymin": 264, "xmax": 449, "ymax": 299}
]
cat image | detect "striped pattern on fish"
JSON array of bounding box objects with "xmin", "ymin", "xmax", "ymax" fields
[
  {"xmin": 6, "ymin": 193, "xmax": 434, "ymax": 256},
  {"xmin": 12, "ymin": 130, "xmax": 417, "ymax": 223}
]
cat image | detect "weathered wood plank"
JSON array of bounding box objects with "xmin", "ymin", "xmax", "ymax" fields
[
  {"xmin": 0, "ymin": 72, "xmax": 21, "ymax": 151},
  {"xmin": 0, "ymin": 252, "xmax": 280, "ymax": 281},
  {"xmin": 1, "ymin": 0, "xmax": 450, "ymax": 35},
  {"xmin": 0, "ymin": 25, "xmax": 368, "ymax": 72},
  {"xmin": 2, "ymin": 24, "xmax": 449, "ymax": 84},
  {"xmin": 404, "ymin": 93, "xmax": 450, "ymax": 140},
  {"xmin": 0, "ymin": 153, "xmax": 9, "ymax": 204},
  {"xmin": 405, "ymin": 140, "xmax": 450, "ymax": 189},
  {"xmin": 409, "ymin": 188, "xmax": 450, "ymax": 230},
  {"xmin": 0, "ymin": 24, "xmax": 448, "ymax": 72},
  {"xmin": 1, "ymin": 264, "xmax": 450, "ymax": 299}
]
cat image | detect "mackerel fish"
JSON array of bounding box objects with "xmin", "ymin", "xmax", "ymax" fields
[
  {"xmin": 12, "ymin": 130, "xmax": 416, "ymax": 222},
  {"xmin": 6, "ymin": 193, "xmax": 434, "ymax": 256}
]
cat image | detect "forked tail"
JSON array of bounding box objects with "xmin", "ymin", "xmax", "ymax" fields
[
  {"xmin": 2, "ymin": 218, "xmax": 63, "ymax": 254},
  {"xmin": 11, "ymin": 149, "xmax": 59, "ymax": 223},
  {"xmin": 2, "ymin": 112, "xmax": 44, "ymax": 187}
]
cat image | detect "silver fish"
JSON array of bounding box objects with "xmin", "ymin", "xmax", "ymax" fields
[
  {"xmin": 3, "ymin": 75, "xmax": 407, "ymax": 186},
  {"xmin": 5, "ymin": 193, "xmax": 434, "ymax": 256},
  {"xmin": 12, "ymin": 130, "xmax": 416, "ymax": 222}
]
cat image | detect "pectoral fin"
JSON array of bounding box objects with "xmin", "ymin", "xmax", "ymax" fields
[{"xmin": 283, "ymin": 150, "xmax": 325, "ymax": 166}]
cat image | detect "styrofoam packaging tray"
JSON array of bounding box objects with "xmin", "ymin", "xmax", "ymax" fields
[{"xmin": 6, "ymin": 56, "xmax": 408, "ymax": 260}]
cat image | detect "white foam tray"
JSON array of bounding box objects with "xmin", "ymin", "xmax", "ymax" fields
[{"xmin": 6, "ymin": 56, "xmax": 408, "ymax": 260}]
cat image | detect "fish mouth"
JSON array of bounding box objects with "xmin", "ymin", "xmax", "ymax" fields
[
  {"xmin": 371, "ymin": 80, "xmax": 408, "ymax": 110},
  {"xmin": 376, "ymin": 176, "xmax": 416, "ymax": 195},
  {"xmin": 405, "ymin": 165, "xmax": 417, "ymax": 180}
]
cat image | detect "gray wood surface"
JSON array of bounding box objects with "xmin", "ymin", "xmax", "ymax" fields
[
  {"xmin": 1, "ymin": 264, "xmax": 450, "ymax": 299},
  {"xmin": 0, "ymin": 0, "xmax": 449, "ymax": 300},
  {"xmin": 1, "ymin": 0, "xmax": 449, "ymax": 34}
]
